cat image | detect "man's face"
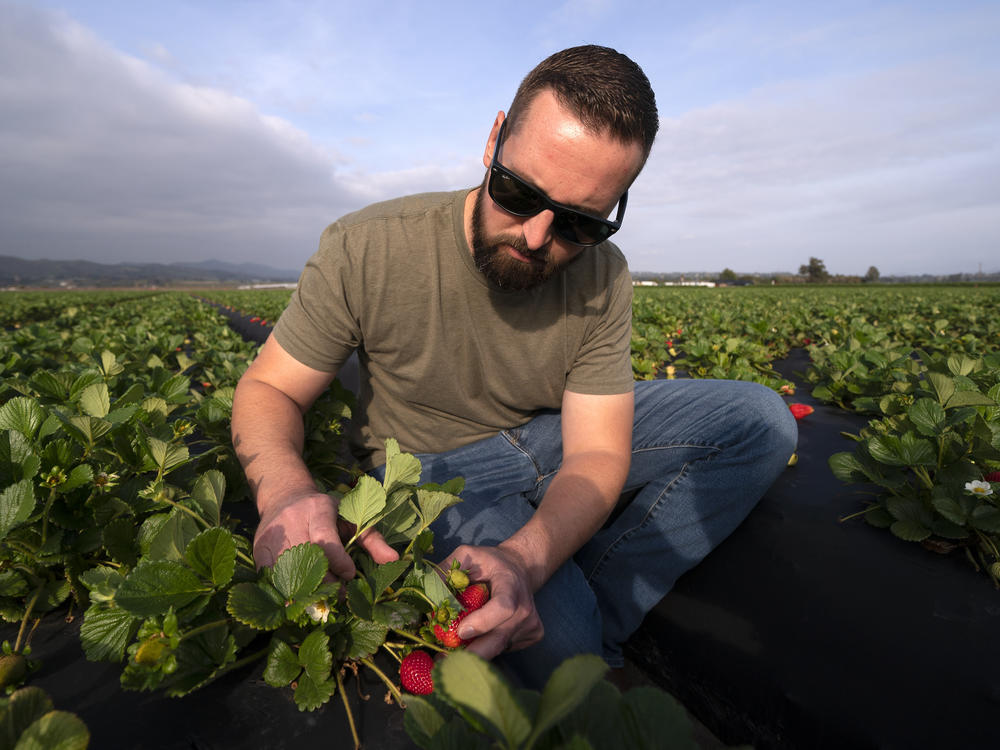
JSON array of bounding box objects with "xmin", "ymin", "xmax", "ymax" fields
[{"xmin": 468, "ymin": 89, "xmax": 644, "ymax": 291}]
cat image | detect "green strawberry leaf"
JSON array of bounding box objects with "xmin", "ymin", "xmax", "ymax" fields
[
  {"xmin": 79, "ymin": 382, "xmax": 110, "ymax": 418},
  {"xmin": 400, "ymin": 694, "xmax": 447, "ymax": 747},
  {"xmin": 0, "ymin": 397, "xmax": 45, "ymax": 441},
  {"xmin": 416, "ymin": 488, "xmax": 463, "ymax": 528},
  {"xmin": 347, "ymin": 578, "xmax": 374, "ymax": 621},
  {"xmin": 298, "ymin": 629, "xmax": 332, "ymax": 683},
  {"xmin": 115, "ymin": 560, "xmax": 208, "ymax": 617},
  {"xmin": 525, "ymin": 654, "xmax": 608, "ymax": 746},
  {"xmin": 421, "ymin": 567, "xmax": 457, "ymax": 609},
  {"xmin": 147, "ymin": 510, "xmax": 201, "ymax": 562},
  {"xmin": 226, "ymin": 582, "xmax": 286, "ymax": 630},
  {"xmin": 372, "ymin": 600, "xmax": 422, "ymax": 629},
  {"xmin": 383, "ymin": 439, "xmax": 422, "ymax": 494},
  {"xmin": 345, "ymin": 618, "xmax": 388, "ymax": 660},
  {"xmin": 185, "ymin": 527, "xmax": 237, "ymax": 587},
  {"xmin": 271, "ymin": 543, "xmax": 328, "ymax": 601},
  {"xmin": 907, "ymin": 398, "xmax": 946, "ymax": 437},
  {"xmin": 890, "ymin": 520, "xmax": 932, "ymax": 542},
  {"xmin": 293, "ymin": 671, "xmax": 336, "ymax": 712},
  {"xmin": 0, "ymin": 429, "xmax": 40, "ymax": 484},
  {"xmin": 970, "ymin": 505, "xmax": 1000, "ymax": 533},
  {"xmin": 371, "ymin": 558, "xmax": 411, "ymax": 600},
  {"xmin": 0, "ymin": 479, "xmax": 35, "ymax": 540},
  {"xmin": 58, "ymin": 464, "xmax": 94, "ymax": 494},
  {"xmin": 435, "ymin": 650, "xmax": 531, "ymax": 747},
  {"xmin": 80, "ymin": 605, "xmax": 139, "ymax": 662},
  {"xmin": 264, "ymin": 638, "xmax": 301, "ymax": 687},
  {"xmin": 78, "ymin": 566, "xmax": 125, "ymax": 603},
  {"xmin": 338, "ymin": 475, "xmax": 386, "ymax": 531},
  {"xmin": 620, "ymin": 686, "xmax": 698, "ymax": 750},
  {"xmin": 189, "ymin": 470, "xmax": 225, "ymax": 527}
]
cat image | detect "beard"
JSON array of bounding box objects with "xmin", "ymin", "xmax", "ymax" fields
[{"xmin": 470, "ymin": 185, "xmax": 568, "ymax": 291}]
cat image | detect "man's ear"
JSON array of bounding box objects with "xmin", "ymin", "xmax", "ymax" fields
[{"xmin": 482, "ymin": 111, "xmax": 506, "ymax": 168}]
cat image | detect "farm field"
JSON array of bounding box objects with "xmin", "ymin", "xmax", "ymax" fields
[{"xmin": 2, "ymin": 284, "xmax": 999, "ymax": 748}]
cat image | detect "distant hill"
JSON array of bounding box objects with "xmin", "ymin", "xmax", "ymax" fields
[{"xmin": 0, "ymin": 255, "xmax": 300, "ymax": 287}]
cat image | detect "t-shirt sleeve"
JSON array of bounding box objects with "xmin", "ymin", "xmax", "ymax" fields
[
  {"xmin": 564, "ymin": 256, "xmax": 634, "ymax": 395},
  {"xmin": 271, "ymin": 222, "xmax": 362, "ymax": 373}
]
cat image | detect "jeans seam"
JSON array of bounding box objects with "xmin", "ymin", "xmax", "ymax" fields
[{"xmin": 501, "ymin": 429, "xmax": 543, "ymax": 479}]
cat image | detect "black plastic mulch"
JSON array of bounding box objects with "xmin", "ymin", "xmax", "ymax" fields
[{"xmin": 5, "ymin": 310, "xmax": 998, "ymax": 749}]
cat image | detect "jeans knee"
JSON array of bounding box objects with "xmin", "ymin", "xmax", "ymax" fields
[{"xmin": 742, "ymin": 381, "xmax": 798, "ymax": 461}]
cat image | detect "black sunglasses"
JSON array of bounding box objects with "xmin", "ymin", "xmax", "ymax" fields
[{"xmin": 487, "ymin": 119, "xmax": 628, "ymax": 247}]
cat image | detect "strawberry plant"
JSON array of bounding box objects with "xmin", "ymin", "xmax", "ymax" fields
[{"xmin": 831, "ymin": 352, "xmax": 1000, "ymax": 584}]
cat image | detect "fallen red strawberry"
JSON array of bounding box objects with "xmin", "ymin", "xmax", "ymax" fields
[
  {"xmin": 789, "ymin": 403, "xmax": 814, "ymax": 420},
  {"xmin": 457, "ymin": 582, "xmax": 490, "ymax": 613},
  {"xmin": 400, "ymin": 650, "xmax": 434, "ymax": 695}
]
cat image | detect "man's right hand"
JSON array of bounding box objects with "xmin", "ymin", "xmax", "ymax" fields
[{"xmin": 253, "ymin": 489, "xmax": 400, "ymax": 579}]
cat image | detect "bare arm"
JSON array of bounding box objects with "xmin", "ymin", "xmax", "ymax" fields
[
  {"xmin": 231, "ymin": 335, "xmax": 397, "ymax": 576},
  {"xmin": 448, "ymin": 389, "xmax": 634, "ymax": 656}
]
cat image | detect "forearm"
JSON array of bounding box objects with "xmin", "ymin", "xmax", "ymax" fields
[
  {"xmin": 499, "ymin": 450, "xmax": 629, "ymax": 592},
  {"xmin": 231, "ymin": 377, "xmax": 318, "ymax": 517}
]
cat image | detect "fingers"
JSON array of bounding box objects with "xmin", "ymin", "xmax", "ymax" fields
[{"xmin": 357, "ymin": 527, "xmax": 400, "ymax": 565}]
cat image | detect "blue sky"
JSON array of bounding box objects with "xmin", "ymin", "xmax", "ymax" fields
[{"xmin": 1, "ymin": 0, "xmax": 997, "ymax": 276}]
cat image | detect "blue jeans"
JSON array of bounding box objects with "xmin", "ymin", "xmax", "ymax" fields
[{"xmin": 381, "ymin": 379, "xmax": 797, "ymax": 687}]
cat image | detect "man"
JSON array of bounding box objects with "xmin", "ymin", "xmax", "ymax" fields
[{"xmin": 231, "ymin": 45, "xmax": 797, "ymax": 688}]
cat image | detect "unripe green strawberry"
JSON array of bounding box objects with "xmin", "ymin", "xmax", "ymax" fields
[
  {"xmin": 400, "ymin": 650, "xmax": 434, "ymax": 695},
  {"xmin": 0, "ymin": 653, "xmax": 27, "ymax": 690},
  {"xmin": 446, "ymin": 560, "xmax": 470, "ymax": 592},
  {"xmin": 457, "ymin": 583, "xmax": 489, "ymax": 613},
  {"xmin": 990, "ymin": 562, "xmax": 1000, "ymax": 580}
]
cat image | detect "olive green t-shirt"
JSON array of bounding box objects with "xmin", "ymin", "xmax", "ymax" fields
[{"xmin": 272, "ymin": 189, "xmax": 634, "ymax": 469}]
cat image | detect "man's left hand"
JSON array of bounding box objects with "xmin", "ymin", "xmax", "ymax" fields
[{"xmin": 442, "ymin": 543, "xmax": 544, "ymax": 659}]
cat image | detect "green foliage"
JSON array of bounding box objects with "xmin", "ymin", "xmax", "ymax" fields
[{"xmin": 403, "ymin": 652, "xmax": 702, "ymax": 750}]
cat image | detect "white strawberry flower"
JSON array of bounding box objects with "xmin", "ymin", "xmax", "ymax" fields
[
  {"xmin": 964, "ymin": 480, "xmax": 993, "ymax": 497},
  {"xmin": 306, "ymin": 600, "xmax": 331, "ymax": 623}
]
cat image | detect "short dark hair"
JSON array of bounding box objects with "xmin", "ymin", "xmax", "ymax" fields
[{"xmin": 505, "ymin": 45, "xmax": 659, "ymax": 165}]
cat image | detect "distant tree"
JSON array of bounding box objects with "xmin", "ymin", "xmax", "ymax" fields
[
  {"xmin": 799, "ymin": 257, "xmax": 830, "ymax": 283},
  {"xmin": 863, "ymin": 265, "xmax": 880, "ymax": 283},
  {"xmin": 718, "ymin": 268, "xmax": 737, "ymax": 282}
]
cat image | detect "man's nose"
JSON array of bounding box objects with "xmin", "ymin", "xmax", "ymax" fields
[{"xmin": 521, "ymin": 210, "xmax": 555, "ymax": 250}]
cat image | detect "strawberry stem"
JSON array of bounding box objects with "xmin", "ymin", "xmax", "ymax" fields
[
  {"xmin": 360, "ymin": 656, "xmax": 403, "ymax": 705},
  {"xmin": 335, "ymin": 666, "xmax": 361, "ymax": 750}
]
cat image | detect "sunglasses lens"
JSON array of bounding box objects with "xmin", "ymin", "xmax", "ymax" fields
[
  {"xmin": 490, "ymin": 169, "xmax": 544, "ymax": 214},
  {"xmin": 553, "ymin": 212, "xmax": 610, "ymax": 245}
]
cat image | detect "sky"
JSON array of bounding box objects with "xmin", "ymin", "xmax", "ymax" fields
[{"xmin": 1, "ymin": 0, "xmax": 998, "ymax": 277}]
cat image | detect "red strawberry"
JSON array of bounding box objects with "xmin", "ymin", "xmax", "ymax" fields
[
  {"xmin": 984, "ymin": 471, "xmax": 1000, "ymax": 482},
  {"xmin": 433, "ymin": 610, "xmax": 468, "ymax": 648},
  {"xmin": 789, "ymin": 403, "xmax": 814, "ymax": 420},
  {"xmin": 457, "ymin": 583, "xmax": 489, "ymax": 613},
  {"xmin": 400, "ymin": 650, "xmax": 434, "ymax": 695}
]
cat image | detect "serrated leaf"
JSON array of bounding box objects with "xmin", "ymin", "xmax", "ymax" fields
[
  {"xmin": 347, "ymin": 577, "xmax": 374, "ymax": 621},
  {"xmin": 526, "ymin": 654, "xmax": 609, "ymax": 746},
  {"xmin": 185, "ymin": 527, "xmax": 237, "ymax": 586},
  {"xmin": 926, "ymin": 372, "xmax": 955, "ymax": 406},
  {"xmin": 59, "ymin": 464, "xmax": 93, "ymax": 494},
  {"xmin": 371, "ymin": 558, "xmax": 411, "ymax": 600},
  {"xmin": 293, "ymin": 671, "xmax": 336, "ymax": 712},
  {"xmin": 400, "ymin": 695, "xmax": 447, "ymax": 747},
  {"xmin": 970, "ymin": 505, "xmax": 1000, "ymax": 533},
  {"xmin": 890, "ymin": 520, "xmax": 931, "ymax": 541},
  {"xmin": 828, "ymin": 452, "xmax": 866, "ymax": 483},
  {"xmin": 78, "ymin": 566, "xmax": 125, "ymax": 602},
  {"xmin": 383, "ymin": 440, "xmax": 422, "ymax": 494},
  {"xmin": 345, "ymin": 618, "xmax": 388, "ymax": 660},
  {"xmin": 147, "ymin": 510, "xmax": 201, "ymax": 562},
  {"xmin": 931, "ymin": 495, "xmax": 973, "ymax": 526},
  {"xmin": 79, "ymin": 605, "xmax": 138, "ymax": 661},
  {"xmin": 271, "ymin": 543, "xmax": 328, "ymax": 601},
  {"xmin": 864, "ymin": 506, "xmax": 894, "ymax": 528},
  {"xmin": 298, "ymin": 629, "xmax": 332, "ymax": 682},
  {"xmin": 416, "ymin": 488, "xmax": 463, "ymax": 529},
  {"xmin": 226, "ymin": 582, "xmax": 286, "ymax": 630},
  {"xmin": 143, "ymin": 437, "xmax": 189, "ymax": 474},
  {"xmin": 115, "ymin": 559, "xmax": 208, "ymax": 617},
  {"xmin": 435, "ymin": 650, "xmax": 531, "ymax": 747},
  {"xmin": 79, "ymin": 382, "xmax": 110, "ymax": 418},
  {"xmin": 0, "ymin": 429, "xmax": 38, "ymax": 485},
  {"xmin": 0, "ymin": 397, "xmax": 44, "ymax": 441},
  {"xmin": 264, "ymin": 638, "xmax": 301, "ymax": 687},
  {"xmin": 0, "ymin": 569, "xmax": 29, "ymax": 598},
  {"xmin": 945, "ymin": 390, "xmax": 996, "ymax": 409},
  {"xmin": 372, "ymin": 600, "xmax": 422, "ymax": 629},
  {"xmin": 338, "ymin": 475, "xmax": 386, "ymax": 531},
  {"xmin": 0, "ymin": 479, "xmax": 35, "ymax": 539},
  {"xmin": 621, "ymin": 686, "xmax": 698, "ymax": 750},
  {"xmin": 907, "ymin": 398, "xmax": 946, "ymax": 437},
  {"xmin": 189, "ymin": 470, "xmax": 225, "ymax": 526}
]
